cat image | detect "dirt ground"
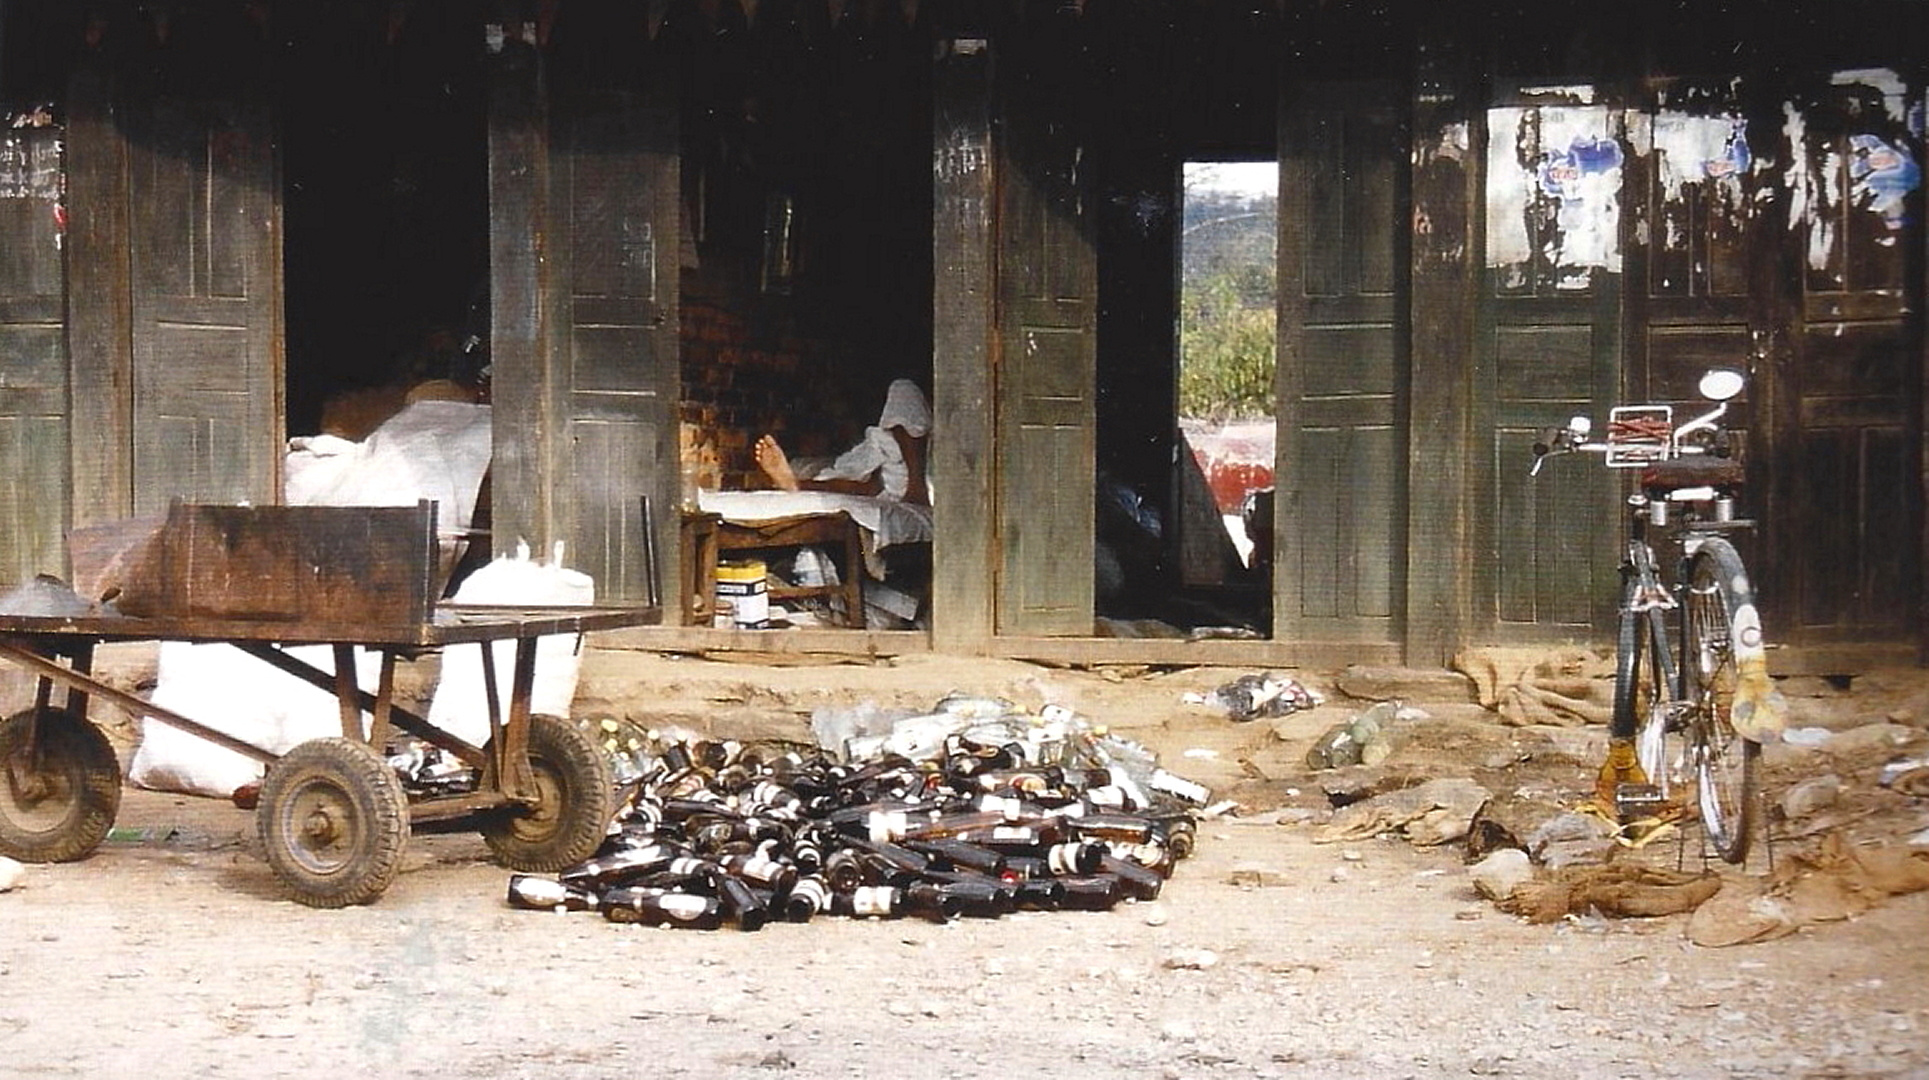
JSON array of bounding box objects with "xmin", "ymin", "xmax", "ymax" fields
[{"xmin": 4, "ymin": 647, "xmax": 1929, "ymax": 1079}]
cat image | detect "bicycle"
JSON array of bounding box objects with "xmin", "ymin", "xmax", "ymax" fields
[{"xmin": 1532, "ymin": 368, "xmax": 1786, "ymax": 864}]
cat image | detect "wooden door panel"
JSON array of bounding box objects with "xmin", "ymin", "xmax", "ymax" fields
[
  {"xmin": 133, "ymin": 401, "xmax": 258, "ymax": 516},
  {"xmin": 569, "ymin": 416, "xmax": 664, "ymax": 603},
  {"xmin": 1476, "ymin": 96, "xmax": 1624, "ymax": 642},
  {"xmin": 1495, "ymin": 425, "xmax": 1596, "ymax": 626},
  {"xmin": 558, "ymin": 97, "xmax": 677, "ymax": 604},
  {"xmin": 1296, "ymin": 423, "xmax": 1398, "ymax": 621},
  {"xmin": 129, "ymin": 98, "xmax": 280, "ymax": 511},
  {"xmin": 996, "ymin": 108, "xmax": 1095, "ymax": 637},
  {"xmin": 1277, "ymin": 81, "xmax": 1406, "ymax": 644},
  {"xmin": 1775, "ymin": 72, "xmax": 1922, "ymax": 643},
  {"xmin": 0, "ymin": 126, "xmax": 69, "ymax": 583},
  {"xmin": 1485, "ymin": 319, "xmax": 1616, "ymax": 632},
  {"xmin": 0, "ymin": 415, "xmax": 67, "ymax": 579}
]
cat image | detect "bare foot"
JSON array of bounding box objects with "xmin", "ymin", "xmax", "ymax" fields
[{"xmin": 754, "ymin": 434, "xmax": 800, "ymax": 491}]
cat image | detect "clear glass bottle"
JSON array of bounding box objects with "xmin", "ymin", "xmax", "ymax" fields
[{"xmin": 506, "ymin": 873, "xmax": 599, "ymax": 912}]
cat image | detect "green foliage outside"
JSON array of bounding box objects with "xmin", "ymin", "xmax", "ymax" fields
[{"xmin": 1179, "ymin": 263, "xmax": 1276, "ymax": 421}]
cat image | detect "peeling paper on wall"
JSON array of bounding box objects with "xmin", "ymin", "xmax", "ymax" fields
[
  {"xmin": 1652, "ymin": 114, "xmax": 1751, "ymax": 200},
  {"xmin": 1849, "ymin": 133, "xmax": 1919, "ymax": 230},
  {"xmin": 1832, "ymin": 67, "xmax": 1909, "ymax": 124},
  {"xmin": 1781, "ymin": 102, "xmax": 1836, "ymax": 274},
  {"xmin": 1486, "ymin": 105, "xmax": 1623, "ymax": 280}
]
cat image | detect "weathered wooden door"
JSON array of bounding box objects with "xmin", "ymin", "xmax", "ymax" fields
[
  {"xmin": 489, "ymin": 50, "xmax": 678, "ymax": 605},
  {"xmin": 127, "ymin": 97, "xmax": 282, "ymax": 516},
  {"xmin": 1768, "ymin": 70, "xmax": 1922, "ymax": 650},
  {"xmin": 554, "ymin": 93, "xmax": 679, "ymax": 605},
  {"xmin": 0, "ymin": 124, "xmax": 70, "ymax": 583},
  {"xmin": 994, "ymin": 103, "xmax": 1096, "ymax": 636},
  {"xmin": 1275, "ymin": 80, "xmax": 1408, "ymax": 646},
  {"xmin": 1475, "ymin": 91, "xmax": 1625, "ymax": 642},
  {"xmin": 1620, "ymin": 79, "xmax": 1775, "ymax": 617}
]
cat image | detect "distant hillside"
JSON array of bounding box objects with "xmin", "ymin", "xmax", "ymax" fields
[{"xmin": 1181, "ymin": 190, "xmax": 1276, "ymax": 294}]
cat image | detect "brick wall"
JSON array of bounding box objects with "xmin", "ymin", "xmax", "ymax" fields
[{"xmin": 679, "ymin": 293, "xmax": 873, "ymax": 492}]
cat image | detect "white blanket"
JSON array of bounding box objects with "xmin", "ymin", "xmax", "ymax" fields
[{"xmin": 696, "ymin": 489, "xmax": 935, "ymax": 551}]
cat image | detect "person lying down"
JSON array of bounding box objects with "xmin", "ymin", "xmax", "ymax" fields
[{"xmin": 754, "ymin": 378, "xmax": 930, "ymax": 507}]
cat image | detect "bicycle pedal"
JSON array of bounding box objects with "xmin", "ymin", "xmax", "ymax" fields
[{"xmin": 1613, "ymin": 782, "xmax": 1666, "ymax": 821}]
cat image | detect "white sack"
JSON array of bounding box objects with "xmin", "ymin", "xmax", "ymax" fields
[
  {"xmin": 428, "ymin": 543, "xmax": 593, "ymax": 748},
  {"xmin": 128, "ymin": 643, "xmax": 381, "ymax": 798},
  {"xmin": 285, "ymin": 400, "xmax": 493, "ymax": 530}
]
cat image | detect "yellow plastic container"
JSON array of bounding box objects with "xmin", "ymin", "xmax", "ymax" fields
[{"xmin": 715, "ymin": 559, "xmax": 769, "ymax": 629}]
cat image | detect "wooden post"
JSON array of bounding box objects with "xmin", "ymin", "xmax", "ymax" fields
[
  {"xmin": 62, "ymin": 59, "xmax": 132, "ymax": 531},
  {"xmin": 485, "ymin": 34, "xmax": 557, "ymax": 559},
  {"xmin": 1404, "ymin": 29, "xmax": 1479, "ymax": 667},
  {"xmin": 930, "ymin": 37, "xmax": 998, "ymax": 653}
]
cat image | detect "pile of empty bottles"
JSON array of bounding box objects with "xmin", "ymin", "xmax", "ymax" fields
[{"xmin": 505, "ymin": 695, "xmax": 1209, "ymax": 929}]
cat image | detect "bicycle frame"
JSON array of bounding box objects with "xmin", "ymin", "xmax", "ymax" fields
[{"xmin": 1535, "ymin": 368, "xmax": 1768, "ymax": 857}]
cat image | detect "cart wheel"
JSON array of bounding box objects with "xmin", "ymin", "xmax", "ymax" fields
[
  {"xmin": 257, "ymin": 738, "xmax": 409, "ymax": 908},
  {"xmin": 0, "ymin": 708, "xmax": 121, "ymax": 863},
  {"xmin": 479, "ymin": 714, "xmax": 612, "ymax": 872}
]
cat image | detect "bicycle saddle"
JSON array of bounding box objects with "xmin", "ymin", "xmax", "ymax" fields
[{"xmin": 1640, "ymin": 456, "xmax": 1744, "ymax": 494}]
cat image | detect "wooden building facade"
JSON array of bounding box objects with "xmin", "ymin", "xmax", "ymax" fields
[{"xmin": 0, "ymin": 1, "xmax": 1922, "ymax": 673}]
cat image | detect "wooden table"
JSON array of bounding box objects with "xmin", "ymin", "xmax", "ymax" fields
[{"xmin": 682, "ymin": 509, "xmax": 865, "ymax": 628}]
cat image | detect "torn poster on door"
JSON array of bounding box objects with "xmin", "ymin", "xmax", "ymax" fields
[{"xmin": 1487, "ymin": 105, "xmax": 1623, "ymax": 284}]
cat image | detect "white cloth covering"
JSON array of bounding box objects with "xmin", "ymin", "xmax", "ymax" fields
[
  {"xmin": 696, "ymin": 489, "xmax": 934, "ymax": 552},
  {"xmin": 810, "ymin": 379, "xmax": 930, "ymax": 501}
]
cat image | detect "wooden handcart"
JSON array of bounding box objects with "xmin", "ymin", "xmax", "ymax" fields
[{"xmin": 0, "ymin": 502, "xmax": 658, "ymax": 907}]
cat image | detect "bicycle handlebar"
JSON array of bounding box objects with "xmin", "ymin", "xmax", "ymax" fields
[{"xmin": 1529, "ymin": 395, "xmax": 1734, "ymax": 477}]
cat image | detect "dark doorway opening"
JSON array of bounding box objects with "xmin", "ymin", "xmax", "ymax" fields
[{"xmin": 279, "ymin": 8, "xmax": 489, "ymax": 438}]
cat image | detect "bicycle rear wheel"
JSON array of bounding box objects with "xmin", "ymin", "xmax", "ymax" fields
[{"xmin": 1683, "ymin": 537, "xmax": 1761, "ymax": 863}]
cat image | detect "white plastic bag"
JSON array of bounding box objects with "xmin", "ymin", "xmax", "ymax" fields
[{"xmin": 428, "ymin": 542, "xmax": 593, "ymax": 747}]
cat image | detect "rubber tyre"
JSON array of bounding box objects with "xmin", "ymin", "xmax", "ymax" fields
[
  {"xmin": 257, "ymin": 738, "xmax": 410, "ymax": 908},
  {"xmin": 0, "ymin": 708, "xmax": 121, "ymax": 863},
  {"xmin": 1612, "ymin": 563, "xmax": 1684, "ymax": 797},
  {"xmin": 479, "ymin": 714, "xmax": 612, "ymax": 872},
  {"xmin": 1683, "ymin": 537, "xmax": 1761, "ymax": 864},
  {"xmin": 1628, "ymin": 612, "xmax": 1683, "ymax": 799}
]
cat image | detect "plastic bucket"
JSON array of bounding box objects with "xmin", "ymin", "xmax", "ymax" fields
[{"xmin": 716, "ymin": 559, "xmax": 769, "ymax": 629}]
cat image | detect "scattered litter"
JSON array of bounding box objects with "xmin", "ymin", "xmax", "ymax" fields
[
  {"xmin": 503, "ymin": 695, "xmax": 1210, "ymax": 928},
  {"xmin": 1880, "ymin": 758, "xmax": 1929, "ymax": 797},
  {"xmin": 1182, "ymin": 673, "xmax": 1322, "ymax": 723},
  {"xmin": 1526, "ymin": 811, "xmax": 1617, "ymax": 869},
  {"xmin": 0, "ymin": 856, "xmax": 23, "ymax": 892},
  {"xmin": 1227, "ymin": 862, "xmax": 1289, "ymax": 888},
  {"xmin": 1315, "ymin": 777, "xmax": 1490, "ymax": 847},
  {"xmin": 1452, "ymin": 646, "xmax": 1613, "ymax": 727},
  {"xmin": 1499, "ymin": 864, "xmax": 1722, "ymax": 924},
  {"xmin": 1469, "ymin": 848, "xmax": 1534, "ymax": 902},
  {"xmin": 1305, "ymin": 701, "xmax": 1403, "ymax": 769},
  {"xmin": 1880, "ymin": 758, "xmax": 1928, "ymax": 784},
  {"xmin": 0, "ymin": 574, "xmax": 96, "ymax": 618},
  {"xmin": 104, "ymin": 825, "xmax": 182, "ymax": 844},
  {"xmin": 1778, "ymin": 774, "xmax": 1842, "ymax": 820},
  {"xmin": 1782, "ymin": 727, "xmax": 1833, "ymax": 747},
  {"xmin": 1161, "ymin": 947, "xmax": 1220, "ymax": 971},
  {"xmin": 1688, "ymin": 892, "xmax": 1798, "ymax": 948},
  {"xmin": 1690, "ymin": 832, "xmax": 1929, "ymax": 947}
]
